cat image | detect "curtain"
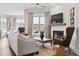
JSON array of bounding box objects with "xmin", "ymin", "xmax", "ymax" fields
[
  {"xmin": 12, "ymin": 17, "xmax": 16, "ymax": 29},
  {"xmin": 28, "ymin": 12, "xmax": 33, "ymax": 36},
  {"xmin": 6, "ymin": 17, "xmax": 11, "ymax": 31},
  {"xmin": 6, "ymin": 17, "xmax": 16, "ymax": 31},
  {"xmin": 45, "ymin": 12, "xmax": 51, "ymax": 38}
]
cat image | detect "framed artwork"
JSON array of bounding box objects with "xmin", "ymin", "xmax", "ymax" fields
[{"xmin": 70, "ymin": 7, "xmax": 75, "ymax": 26}]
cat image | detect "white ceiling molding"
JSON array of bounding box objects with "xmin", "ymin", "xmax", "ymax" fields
[{"xmin": 25, "ymin": 8, "xmax": 50, "ymax": 13}]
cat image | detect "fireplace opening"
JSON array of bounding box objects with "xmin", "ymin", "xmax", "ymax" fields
[{"xmin": 53, "ymin": 31, "xmax": 64, "ymax": 40}]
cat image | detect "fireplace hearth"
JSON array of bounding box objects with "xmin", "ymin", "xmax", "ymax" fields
[{"xmin": 53, "ymin": 31, "xmax": 64, "ymax": 40}]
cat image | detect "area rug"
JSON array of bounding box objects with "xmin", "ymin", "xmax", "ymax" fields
[{"xmin": 34, "ymin": 42, "xmax": 77, "ymax": 56}]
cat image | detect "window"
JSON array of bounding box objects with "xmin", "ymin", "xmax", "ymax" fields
[
  {"xmin": 32, "ymin": 16, "xmax": 45, "ymax": 34},
  {"xmin": 40, "ymin": 17, "xmax": 45, "ymax": 24},
  {"xmin": 16, "ymin": 19, "xmax": 24, "ymax": 27},
  {"xmin": 0, "ymin": 17, "xmax": 7, "ymax": 32},
  {"xmin": 40, "ymin": 17, "xmax": 45, "ymax": 31},
  {"xmin": 33, "ymin": 17, "xmax": 39, "ymax": 24}
]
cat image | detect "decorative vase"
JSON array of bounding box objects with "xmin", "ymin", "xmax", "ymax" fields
[{"xmin": 40, "ymin": 31, "xmax": 44, "ymax": 40}]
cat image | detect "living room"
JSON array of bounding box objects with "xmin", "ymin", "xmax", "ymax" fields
[{"xmin": 0, "ymin": 3, "xmax": 79, "ymax": 56}]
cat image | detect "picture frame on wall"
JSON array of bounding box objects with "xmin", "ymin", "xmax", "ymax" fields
[{"xmin": 70, "ymin": 7, "xmax": 75, "ymax": 26}]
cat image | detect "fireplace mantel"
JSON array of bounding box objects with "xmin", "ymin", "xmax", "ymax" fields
[
  {"xmin": 51, "ymin": 23, "xmax": 66, "ymax": 26},
  {"xmin": 51, "ymin": 26, "xmax": 67, "ymax": 39}
]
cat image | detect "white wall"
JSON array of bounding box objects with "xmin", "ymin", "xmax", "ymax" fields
[
  {"xmin": 51, "ymin": 4, "xmax": 69, "ymax": 26},
  {"xmin": 68, "ymin": 4, "xmax": 79, "ymax": 55},
  {"xmin": 50, "ymin": 3, "xmax": 79, "ymax": 55}
]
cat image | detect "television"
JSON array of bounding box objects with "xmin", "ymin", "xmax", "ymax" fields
[{"xmin": 51, "ymin": 13, "xmax": 63, "ymax": 23}]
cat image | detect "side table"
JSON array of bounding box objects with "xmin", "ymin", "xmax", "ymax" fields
[{"xmin": 53, "ymin": 45, "xmax": 65, "ymax": 56}]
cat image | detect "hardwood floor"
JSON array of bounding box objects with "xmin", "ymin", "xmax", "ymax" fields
[
  {"xmin": 0, "ymin": 37, "xmax": 77, "ymax": 56},
  {"xmin": 0, "ymin": 38, "xmax": 15, "ymax": 56}
]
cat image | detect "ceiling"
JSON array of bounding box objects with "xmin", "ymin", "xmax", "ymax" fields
[
  {"xmin": 0, "ymin": 3, "xmax": 70, "ymax": 16},
  {"xmin": 0, "ymin": 3, "xmax": 57, "ymax": 16}
]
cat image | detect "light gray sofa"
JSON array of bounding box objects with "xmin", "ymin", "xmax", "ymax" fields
[{"xmin": 8, "ymin": 30, "xmax": 39, "ymax": 56}]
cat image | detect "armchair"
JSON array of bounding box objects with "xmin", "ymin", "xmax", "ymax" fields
[{"xmin": 53, "ymin": 27, "xmax": 75, "ymax": 52}]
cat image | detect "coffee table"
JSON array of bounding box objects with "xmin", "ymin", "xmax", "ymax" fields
[{"xmin": 33, "ymin": 37, "xmax": 53, "ymax": 48}]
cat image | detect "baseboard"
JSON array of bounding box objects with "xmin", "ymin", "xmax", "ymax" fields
[{"xmin": 70, "ymin": 47, "xmax": 79, "ymax": 56}]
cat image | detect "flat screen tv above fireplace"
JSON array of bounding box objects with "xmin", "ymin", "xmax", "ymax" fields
[{"xmin": 51, "ymin": 13, "xmax": 63, "ymax": 23}]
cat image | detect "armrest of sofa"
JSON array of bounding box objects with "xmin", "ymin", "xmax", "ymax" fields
[
  {"xmin": 18, "ymin": 34, "xmax": 37, "ymax": 47},
  {"xmin": 18, "ymin": 36, "xmax": 37, "ymax": 48},
  {"xmin": 18, "ymin": 36, "xmax": 39, "ymax": 55}
]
